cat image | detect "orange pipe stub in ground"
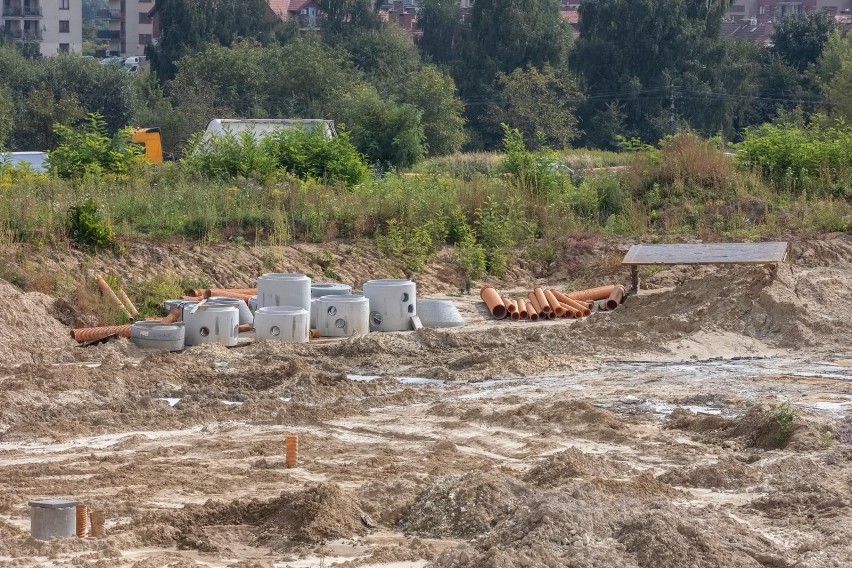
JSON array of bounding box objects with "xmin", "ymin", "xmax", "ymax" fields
[
  {"xmin": 285, "ymin": 435, "xmax": 299, "ymax": 468},
  {"xmin": 310, "ymin": 329, "xmax": 320, "ymax": 339},
  {"xmin": 237, "ymin": 323, "xmax": 252, "ymax": 333},
  {"xmin": 76, "ymin": 504, "xmax": 87, "ymax": 538},
  {"xmin": 567, "ymin": 285, "xmax": 618, "ymax": 302},
  {"xmin": 533, "ymin": 288, "xmax": 551, "ymax": 313},
  {"xmin": 605, "ymin": 285, "xmax": 626, "ymax": 310},
  {"xmin": 480, "ymin": 287, "xmax": 507, "ymax": 320}
]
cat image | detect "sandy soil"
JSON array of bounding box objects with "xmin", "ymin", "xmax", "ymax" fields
[{"xmin": 0, "ymin": 234, "xmax": 851, "ymax": 567}]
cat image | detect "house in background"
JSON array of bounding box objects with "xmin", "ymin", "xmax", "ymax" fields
[
  {"xmin": 98, "ymin": 0, "xmax": 155, "ymax": 57},
  {"xmin": 722, "ymin": 1, "xmax": 851, "ymax": 44},
  {"xmin": 1, "ymin": 0, "xmax": 82, "ymax": 55}
]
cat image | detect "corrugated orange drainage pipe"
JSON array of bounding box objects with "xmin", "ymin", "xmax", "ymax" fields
[
  {"xmin": 70, "ymin": 325, "xmax": 132, "ymax": 343},
  {"xmin": 480, "ymin": 287, "xmax": 507, "ymax": 320}
]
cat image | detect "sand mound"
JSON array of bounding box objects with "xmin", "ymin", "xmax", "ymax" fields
[
  {"xmin": 524, "ymin": 447, "xmax": 637, "ymax": 487},
  {"xmin": 0, "ymin": 279, "xmax": 75, "ymax": 365},
  {"xmin": 666, "ymin": 405, "xmax": 810, "ymax": 450},
  {"xmin": 659, "ymin": 457, "xmax": 760, "ymax": 490},
  {"xmin": 401, "ymin": 471, "xmax": 529, "ymax": 539},
  {"xmin": 596, "ymin": 262, "xmax": 852, "ymax": 350},
  {"xmin": 145, "ymin": 483, "xmax": 366, "ymax": 551}
]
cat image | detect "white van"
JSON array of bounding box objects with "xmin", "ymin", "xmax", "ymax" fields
[{"xmin": 124, "ymin": 55, "xmax": 146, "ymax": 67}]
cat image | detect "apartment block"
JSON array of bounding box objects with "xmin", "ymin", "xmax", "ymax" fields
[
  {"xmin": 98, "ymin": 0, "xmax": 154, "ymax": 57},
  {"xmin": 1, "ymin": 0, "xmax": 82, "ymax": 55},
  {"xmin": 727, "ymin": 0, "xmax": 851, "ymax": 22}
]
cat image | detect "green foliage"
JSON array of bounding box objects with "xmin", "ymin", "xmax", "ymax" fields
[
  {"xmin": 500, "ymin": 124, "xmax": 563, "ymax": 195},
  {"xmin": 774, "ymin": 402, "xmax": 799, "ymax": 446},
  {"xmin": 343, "ymin": 86, "xmax": 426, "ymax": 169},
  {"xmin": 397, "ymin": 65, "xmax": 468, "ymax": 156},
  {"xmin": 495, "ymin": 64, "xmax": 583, "ymax": 150},
  {"xmin": 181, "ymin": 130, "xmax": 277, "ymax": 180},
  {"xmin": 736, "ymin": 116, "xmax": 852, "ymax": 196},
  {"xmin": 67, "ymin": 198, "xmax": 114, "ymax": 250},
  {"xmin": 475, "ymin": 196, "xmax": 534, "ymax": 277},
  {"xmin": 0, "ymin": 88, "xmax": 12, "ymax": 150},
  {"xmin": 263, "ymin": 128, "xmax": 369, "ymax": 187},
  {"xmin": 771, "ymin": 11, "xmax": 837, "ymax": 72},
  {"xmin": 376, "ymin": 219, "xmax": 443, "ymax": 273},
  {"xmin": 48, "ymin": 114, "xmax": 144, "ymax": 179}
]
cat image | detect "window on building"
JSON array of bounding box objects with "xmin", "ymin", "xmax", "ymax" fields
[
  {"xmin": 139, "ymin": 12, "xmax": 152, "ymax": 24},
  {"xmin": 60, "ymin": 0, "xmax": 69, "ymax": 9},
  {"xmin": 59, "ymin": 43, "xmax": 70, "ymax": 52},
  {"xmin": 59, "ymin": 20, "xmax": 70, "ymax": 33},
  {"xmin": 139, "ymin": 33, "xmax": 152, "ymax": 45}
]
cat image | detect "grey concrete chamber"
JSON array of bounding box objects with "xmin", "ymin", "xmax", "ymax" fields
[
  {"xmin": 207, "ymin": 296, "xmax": 253, "ymax": 325},
  {"xmin": 184, "ymin": 304, "xmax": 239, "ymax": 347},
  {"xmin": 413, "ymin": 299, "xmax": 465, "ymax": 329},
  {"xmin": 29, "ymin": 499, "xmax": 76, "ymax": 541},
  {"xmin": 257, "ymin": 273, "xmax": 311, "ymax": 311},
  {"xmin": 316, "ymin": 294, "xmax": 370, "ymax": 338},
  {"xmin": 248, "ymin": 295, "xmax": 258, "ymax": 314},
  {"xmin": 310, "ymin": 282, "xmax": 352, "ymax": 298},
  {"xmin": 130, "ymin": 321, "xmax": 186, "ymax": 351},
  {"xmin": 253, "ymin": 306, "xmax": 309, "ymax": 342},
  {"xmin": 178, "ymin": 300, "xmax": 200, "ymax": 322},
  {"xmin": 362, "ymin": 279, "xmax": 416, "ymax": 332}
]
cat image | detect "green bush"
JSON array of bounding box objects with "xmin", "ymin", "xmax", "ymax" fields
[
  {"xmin": 263, "ymin": 128, "xmax": 369, "ymax": 187},
  {"xmin": 48, "ymin": 113, "xmax": 144, "ymax": 179},
  {"xmin": 500, "ymin": 124, "xmax": 564, "ymax": 196},
  {"xmin": 67, "ymin": 198, "xmax": 114, "ymax": 250},
  {"xmin": 181, "ymin": 130, "xmax": 278, "ymax": 181},
  {"xmin": 737, "ymin": 115, "xmax": 852, "ymax": 196},
  {"xmin": 376, "ymin": 219, "xmax": 443, "ymax": 273}
]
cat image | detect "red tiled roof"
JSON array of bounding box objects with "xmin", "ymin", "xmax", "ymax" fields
[
  {"xmin": 267, "ymin": 0, "xmax": 290, "ymax": 17},
  {"xmin": 560, "ymin": 10, "xmax": 579, "ymax": 24},
  {"xmin": 287, "ymin": 0, "xmax": 313, "ymax": 13}
]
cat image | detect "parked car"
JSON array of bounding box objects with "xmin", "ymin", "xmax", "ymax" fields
[{"xmin": 124, "ymin": 56, "xmax": 146, "ymax": 67}]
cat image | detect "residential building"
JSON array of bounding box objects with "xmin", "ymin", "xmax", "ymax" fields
[
  {"xmin": 1, "ymin": 0, "xmax": 82, "ymax": 55},
  {"xmin": 379, "ymin": 0, "xmax": 420, "ymax": 37},
  {"xmin": 98, "ymin": 0, "xmax": 154, "ymax": 57},
  {"xmin": 723, "ymin": 0, "xmax": 851, "ymax": 43}
]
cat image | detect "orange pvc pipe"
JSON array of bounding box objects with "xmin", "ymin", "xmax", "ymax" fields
[
  {"xmin": 310, "ymin": 329, "xmax": 320, "ymax": 339},
  {"xmin": 116, "ymin": 288, "xmax": 139, "ymax": 317},
  {"xmin": 543, "ymin": 290, "xmax": 565, "ymax": 317},
  {"xmin": 560, "ymin": 302, "xmax": 581, "ymax": 318},
  {"xmin": 533, "ymin": 288, "xmax": 551, "ymax": 313},
  {"xmin": 96, "ymin": 276, "xmax": 130, "ymax": 318},
  {"xmin": 567, "ymin": 285, "xmax": 618, "ymax": 302},
  {"xmin": 552, "ymin": 290, "xmax": 592, "ymax": 317},
  {"xmin": 503, "ymin": 297, "xmax": 517, "ymax": 314},
  {"xmin": 480, "ymin": 286, "xmax": 507, "ymax": 320},
  {"xmin": 605, "ymin": 285, "xmax": 626, "ymax": 311},
  {"xmin": 510, "ymin": 306, "xmax": 521, "ymax": 321},
  {"xmin": 161, "ymin": 308, "xmax": 180, "ymax": 324},
  {"xmin": 89, "ymin": 510, "xmax": 105, "ymax": 538},
  {"xmin": 238, "ymin": 323, "xmax": 252, "ymax": 333},
  {"xmin": 188, "ymin": 288, "xmax": 257, "ymax": 297},
  {"xmin": 526, "ymin": 292, "xmax": 541, "ymax": 314},
  {"xmin": 517, "ymin": 298, "xmax": 528, "ymax": 319},
  {"xmin": 547, "ymin": 311, "xmax": 557, "ymax": 320},
  {"xmin": 70, "ymin": 324, "xmax": 132, "ymax": 343},
  {"xmin": 525, "ymin": 300, "xmax": 540, "ymax": 322}
]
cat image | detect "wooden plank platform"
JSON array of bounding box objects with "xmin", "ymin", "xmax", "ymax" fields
[{"xmin": 622, "ymin": 242, "xmax": 789, "ymax": 266}]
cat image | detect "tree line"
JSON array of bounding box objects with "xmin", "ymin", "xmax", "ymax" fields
[{"xmin": 1, "ymin": 0, "xmax": 851, "ymax": 167}]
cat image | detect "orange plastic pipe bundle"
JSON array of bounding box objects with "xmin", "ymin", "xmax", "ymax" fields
[
  {"xmin": 552, "ymin": 290, "xmax": 592, "ymax": 317},
  {"xmin": 480, "ymin": 287, "xmax": 507, "ymax": 320},
  {"xmin": 567, "ymin": 285, "xmax": 618, "ymax": 302},
  {"xmin": 543, "ymin": 290, "xmax": 565, "ymax": 317},
  {"xmin": 70, "ymin": 325, "xmax": 132, "ymax": 343},
  {"xmin": 533, "ymin": 288, "xmax": 551, "ymax": 313}
]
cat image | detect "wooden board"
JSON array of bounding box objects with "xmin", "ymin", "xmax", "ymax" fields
[{"xmin": 622, "ymin": 242, "xmax": 788, "ymax": 266}]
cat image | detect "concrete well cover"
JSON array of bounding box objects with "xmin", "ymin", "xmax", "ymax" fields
[{"xmin": 415, "ymin": 299, "xmax": 464, "ymax": 328}]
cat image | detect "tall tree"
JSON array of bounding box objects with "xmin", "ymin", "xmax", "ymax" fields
[
  {"xmin": 317, "ymin": 0, "xmax": 382, "ymax": 37},
  {"xmin": 417, "ymin": 0, "xmax": 464, "ymax": 65},
  {"xmin": 571, "ymin": 0, "xmax": 732, "ymax": 144},
  {"xmin": 147, "ymin": 0, "xmax": 274, "ymax": 83},
  {"xmin": 771, "ymin": 12, "xmax": 837, "ymax": 73}
]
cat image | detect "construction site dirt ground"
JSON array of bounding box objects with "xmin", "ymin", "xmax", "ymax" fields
[{"xmin": 1, "ymin": 234, "xmax": 852, "ymax": 567}]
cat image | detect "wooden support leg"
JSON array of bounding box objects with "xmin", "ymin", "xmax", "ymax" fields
[{"xmin": 630, "ymin": 266, "xmax": 639, "ymax": 295}]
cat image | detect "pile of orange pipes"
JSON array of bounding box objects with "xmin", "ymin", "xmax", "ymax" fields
[{"xmin": 480, "ymin": 284, "xmax": 625, "ymax": 321}]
